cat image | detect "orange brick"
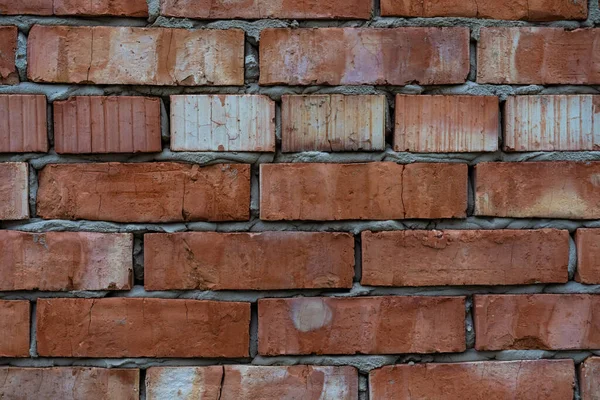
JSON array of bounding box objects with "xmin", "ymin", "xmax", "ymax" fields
[
  {"xmin": 0, "ymin": 300, "xmax": 30, "ymax": 357},
  {"xmin": 0, "ymin": 26, "xmax": 17, "ymax": 85},
  {"xmin": 0, "ymin": 162, "xmax": 28, "ymax": 221},
  {"xmin": 0, "ymin": 0, "xmax": 146, "ymax": 16},
  {"xmin": 0, "ymin": 95, "xmax": 47, "ymax": 153}
]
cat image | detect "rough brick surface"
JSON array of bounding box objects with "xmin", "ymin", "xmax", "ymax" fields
[
  {"xmin": 0, "ymin": 0, "xmax": 147, "ymax": 16},
  {"xmin": 260, "ymin": 163, "xmax": 468, "ymax": 221},
  {"xmin": 370, "ymin": 360, "xmax": 575, "ymax": 399},
  {"xmin": 258, "ymin": 296, "xmax": 465, "ymax": 355},
  {"xmin": 281, "ymin": 95, "xmax": 386, "ymax": 152},
  {"xmin": 144, "ymin": 232, "xmax": 354, "ymax": 290},
  {"xmin": 0, "ymin": 162, "xmax": 29, "ymax": 220},
  {"xmin": 362, "ymin": 229, "xmax": 569, "ymax": 287},
  {"xmin": 0, "ymin": 26, "xmax": 17, "ymax": 85},
  {"xmin": 576, "ymin": 229, "xmax": 600, "ymax": 284},
  {"xmin": 475, "ymin": 162, "xmax": 600, "ymax": 219},
  {"xmin": 54, "ymin": 96, "xmax": 162, "ymax": 154},
  {"xmin": 0, "ymin": 367, "xmax": 139, "ymax": 399},
  {"xmin": 170, "ymin": 95, "xmax": 275, "ymax": 152},
  {"xmin": 259, "ymin": 28, "xmax": 470, "ymax": 85},
  {"xmin": 0, "ymin": 231, "xmax": 132, "ymax": 291},
  {"xmin": 394, "ymin": 95, "xmax": 499, "ymax": 153},
  {"xmin": 474, "ymin": 294, "xmax": 600, "ymax": 350},
  {"xmin": 28, "ymin": 26, "xmax": 244, "ymax": 86},
  {"xmin": 0, "ymin": 300, "xmax": 30, "ymax": 357},
  {"xmin": 37, "ymin": 163, "xmax": 250, "ymax": 223},
  {"xmin": 37, "ymin": 298, "xmax": 250, "ymax": 358},
  {"xmin": 580, "ymin": 357, "xmax": 600, "ymax": 400},
  {"xmin": 0, "ymin": 94, "xmax": 47, "ymax": 153},
  {"xmin": 478, "ymin": 28, "xmax": 600, "ymax": 84}
]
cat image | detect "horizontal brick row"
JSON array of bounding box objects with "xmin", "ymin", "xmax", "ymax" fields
[{"xmin": 0, "ymin": 0, "xmax": 147, "ymax": 16}]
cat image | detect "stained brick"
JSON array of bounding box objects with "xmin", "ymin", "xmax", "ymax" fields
[
  {"xmin": 0, "ymin": 300, "xmax": 30, "ymax": 357},
  {"xmin": 576, "ymin": 229, "xmax": 600, "ymax": 284},
  {"xmin": 0, "ymin": 26, "xmax": 17, "ymax": 85},
  {"xmin": 0, "ymin": 95, "xmax": 47, "ymax": 153},
  {"xmin": 0, "ymin": 162, "xmax": 28, "ymax": 220},
  {"xmin": 0, "ymin": 0, "xmax": 147, "ymax": 16},
  {"xmin": 580, "ymin": 357, "xmax": 600, "ymax": 400}
]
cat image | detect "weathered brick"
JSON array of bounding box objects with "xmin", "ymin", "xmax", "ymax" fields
[
  {"xmin": 474, "ymin": 294, "xmax": 600, "ymax": 350},
  {"xmin": 260, "ymin": 163, "xmax": 468, "ymax": 221},
  {"xmin": 146, "ymin": 366, "xmax": 358, "ymax": 399},
  {"xmin": 362, "ymin": 229, "xmax": 569, "ymax": 287},
  {"xmin": 0, "ymin": 162, "xmax": 28, "ymax": 220},
  {"xmin": 0, "ymin": 95, "xmax": 47, "ymax": 153},
  {"xmin": 37, "ymin": 163, "xmax": 250, "ymax": 223},
  {"xmin": 370, "ymin": 360, "xmax": 575, "ymax": 399},
  {"xmin": 54, "ymin": 96, "xmax": 162, "ymax": 154},
  {"xmin": 0, "ymin": 300, "xmax": 30, "ymax": 357},
  {"xmin": 144, "ymin": 232, "xmax": 354, "ymax": 290},
  {"xmin": 380, "ymin": 0, "xmax": 587, "ymax": 20},
  {"xmin": 170, "ymin": 95, "xmax": 275, "ymax": 152},
  {"xmin": 0, "ymin": 0, "xmax": 147, "ymax": 16},
  {"xmin": 580, "ymin": 357, "xmax": 600, "ymax": 400},
  {"xmin": 258, "ymin": 296, "xmax": 465, "ymax": 355},
  {"xmin": 504, "ymin": 95, "xmax": 600, "ymax": 151},
  {"xmin": 28, "ymin": 25, "xmax": 244, "ymax": 86},
  {"xmin": 160, "ymin": 0, "xmax": 370, "ymax": 19},
  {"xmin": 0, "ymin": 0, "xmax": 52, "ymax": 15},
  {"xmin": 0, "ymin": 367, "xmax": 139, "ymax": 399},
  {"xmin": 37, "ymin": 298, "xmax": 250, "ymax": 357},
  {"xmin": 281, "ymin": 95, "xmax": 386, "ymax": 152},
  {"xmin": 394, "ymin": 95, "xmax": 499, "ymax": 153},
  {"xmin": 0, "ymin": 231, "xmax": 132, "ymax": 291},
  {"xmin": 478, "ymin": 28, "xmax": 600, "ymax": 84},
  {"xmin": 260, "ymin": 28, "xmax": 470, "ymax": 86},
  {"xmin": 475, "ymin": 162, "xmax": 600, "ymax": 219},
  {"xmin": 576, "ymin": 229, "xmax": 600, "ymax": 284},
  {"xmin": 0, "ymin": 26, "xmax": 17, "ymax": 85}
]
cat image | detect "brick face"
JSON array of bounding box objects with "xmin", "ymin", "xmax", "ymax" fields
[
  {"xmin": 0, "ymin": 95, "xmax": 47, "ymax": 153},
  {"xmin": 0, "ymin": 300, "xmax": 30, "ymax": 357},
  {"xmin": 0, "ymin": 0, "xmax": 147, "ymax": 16},
  {"xmin": 0, "ymin": 26, "xmax": 17, "ymax": 85},
  {"xmin": 580, "ymin": 357, "xmax": 600, "ymax": 400},
  {"xmin": 0, "ymin": 162, "xmax": 29, "ymax": 221},
  {"xmin": 576, "ymin": 229, "xmax": 600, "ymax": 284}
]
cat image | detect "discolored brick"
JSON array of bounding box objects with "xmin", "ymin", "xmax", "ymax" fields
[
  {"xmin": 0, "ymin": 162, "xmax": 28, "ymax": 220},
  {"xmin": 0, "ymin": 26, "xmax": 17, "ymax": 85}
]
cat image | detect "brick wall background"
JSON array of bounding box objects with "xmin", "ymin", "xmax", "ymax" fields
[{"xmin": 0, "ymin": 0, "xmax": 600, "ymax": 398}]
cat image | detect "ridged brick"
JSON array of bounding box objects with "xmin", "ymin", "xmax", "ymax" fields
[
  {"xmin": 0, "ymin": 26, "xmax": 17, "ymax": 85},
  {"xmin": 28, "ymin": 25, "xmax": 244, "ymax": 86},
  {"xmin": 170, "ymin": 95, "xmax": 275, "ymax": 152},
  {"xmin": 475, "ymin": 162, "xmax": 600, "ymax": 219},
  {"xmin": 260, "ymin": 163, "xmax": 468, "ymax": 221},
  {"xmin": 260, "ymin": 28, "xmax": 470, "ymax": 86},
  {"xmin": 474, "ymin": 294, "xmax": 600, "ymax": 350},
  {"xmin": 0, "ymin": 0, "xmax": 147, "ymax": 16},
  {"xmin": 394, "ymin": 95, "xmax": 499, "ymax": 152},
  {"xmin": 54, "ymin": 96, "xmax": 162, "ymax": 154},
  {"xmin": 0, "ymin": 231, "xmax": 132, "ymax": 291},
  {"xmin": 504, "ymin": 95, "xmax": 600, "ymax": 151},
  {"xmin": 258, "ymin": 296, "xmax": 465, "ymax": 355},
  {"xmin": 361, "ymin": 229, "xmax": 569, "ymax": 287},
  {"xmin": 144, "ymin": 232, "xmax": 354, "ymax": 290},
  {"xmin": 478, "ymin": 28, "xmax": 600, "ymax": 84},
  {"xmin": 0, "ymin": 300, "xmax": 30, "ymax": 357},
  {"xmin": 0, "ymin": 95, "xmax": 47, "ymax": 153},
  {"xmin": 0, "ymin": 162, "xmax": 28, "ymax": 220},
  {"xmin": 370, "ymin": 360, "xmax": 575, "ymax": 399},
  {"xmin": 281, "ymin": 95, "xmax": 386, "ymax": 152},
  {"xmin": 580, "ymin": 357, "xmax": 600, "ymax": 400},
  {"xmin": 37, "ymin": 298, "xmax": 250, "ymax": 358},
  {"xmin": 0, "ymin": 367, "xmax": 139, "ymax": 399},
  {"xmin": 37, "ymin": 163, "xmax": 250, "ymax": 223},
  {"xmin": 576, "ymin": 229, "xmax": 600, "ymax": 284}
]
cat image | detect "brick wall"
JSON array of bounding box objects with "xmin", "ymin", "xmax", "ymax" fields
[{"xmin": 0, "ymin": 0, "xmax": 599, "ymax": 399}]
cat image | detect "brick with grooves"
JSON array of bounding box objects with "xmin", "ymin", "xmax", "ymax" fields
[
  {"xmin": 258, "ymin": 296, "xmax": 465, "ymax": 355},
  {"xmin": 576, "ymin": 229, "xmax": 600, "ymax": 284},
  {"xmin": 0, "ymin": 94, "xmax": 47, "ymax": 153},
  {"xmin": 0, "ymin": 0, "xmax": 147, "ymax": 16},
  {"xmin": 0, "ymin": 26, "xmax": 17, "ymax": 85},
  {"xmin": 36, "ymin": 298, "xmax": 250, "ymax": 357},
  {"xmin": 144, "ymin": 232, "xmax": 354, "ymax": 290},
  {"xmin": 0, "ymin": 162, "xmax": 29, "ymax": 220},
  {"xmin": 580, "ymin": 357, "xmax": 600, "ymax": 400},
  {"xmin": 0, "ymin": 300, "xmax": 30, "ymax": 357}
]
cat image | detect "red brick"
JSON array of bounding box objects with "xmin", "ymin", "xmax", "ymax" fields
[
  {"xmin": 0, "ymin": 26, "xmax": 17, "ymax": 85},
  {"xmin": 36, "ymin": 298, "xmax": 250, "ymax": 357},
  {"xmin": 580, "ymin": 357, "xmax": 600, "ymax": 400},
  {"xmin": 259, "ymin": 28, "xmax": 470, "ymax": 86},
  {"xmin": 37, "ymin": 163, "xmax": 250, "ymax": 223},
  {"xmin": 54, "ymin": 96, "xmax": 162, "ymax": 154},
  {"xmin": 478, "ymin": 28, "xmax": 600, "ymax": 84},
  {"xmin": 475, "ymin": 162, "xmax": 600, "ymax": 219},
  {"xmin": 0, "ymin": 95, "xmax": 47, "ymax": 153},
  {"xmin": 28, "ymin": 25, "xmax": 244, "ymax": 86},
  {"xmin": 370, "ymin": 360, "xmax": 574, "ymax": 399},
  {"xmin": 0, "ymin": 231, "xmax": 132, "ymax": 291},
  {"xmin": 0, "ymin": 162, "xmax": 28, "ymax": 221},
  {"xmin": 474, "ymin": 294, "xmax": 600, "ymax": 350},
  {"xmin": 0, "ymin": 367, "xmax": 139, "ymax": 399},
  {"xmin": 394, "ymin": 95, "xmax": 499, "ymax": 153},
  {"xmin": 0, "ymin": 300, "xmax": 30, "ymax": 357},
  {"xmin": 161, "ymin": 0, "xmax": 370, "ymax": 19},
  {"xmin": 0, "ymin": 0, "xmax": 146, "ymax": 16},
  {"xmin": 0, "ymin": 0, "xmax": 52, "ymax": 15},
  {"xmin": 260, "ymin": 163, "xmax": 468, "ymax": 221},
  {"xmin": 381, "ymin": 0, "xmax": 587, "ymax": 20},
  {"xmin": 258, "ymin": 296, "xmax": 465, "ymax": 355},
  {"xmin": 576, "ymin": 229, "xmax": 600, "ymax": 284},
  {"xmin": 144, "ymin": 232, "xmax": 354, "ymax": 291},
  {"xmin": 146, "ymin": 366, "xmax": 358, "ymax": 399},
  {"xmin": 362, "ymin": 229, "xmax": 569, "ymax": 287}
]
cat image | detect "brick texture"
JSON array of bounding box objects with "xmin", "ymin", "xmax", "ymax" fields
[
  {"xmin": 576, "ymin": 229, "xmax": 600, "ymax": 284},
  {"xmin": 0, "ymin": 300, "xmax": 30, "ymax": 357},
  {"xmin": 0, "ymin": 0, "xmax": 147, "ymax": 16},
  {"xmin": 0, "ymin": 162, "xmax": 29, "ymax": 220},
  {"xmin": 54, "ymin": 96, "xmax": 162, "ymax": 154},
  {"xmin": 0, "ymin": 26, "xmax": 17, "ymax": 85},
  {"xmin": 37, "ymin": 163, "xmax": 250, "ymax": 223},
  {"xmin": 580, "ymin": 357, "xmax": 600, "ymax": 400},
  {"xmin": 37, "ymin": 298, "xmax": 250, "ymax": 358},
  {"xmin": 144, "ymin": 232, "xmax": 354, "ymax": 290},
  {"xmin": 27, "ymin": 26, "xmax": 244, "ymax": 86},
  {"xmin": 259, "ymin": 28, "xmax": 470, "ymax": 85},
  {"xmin": 0, "ymin": 94, "xmax": 47, "ymax": 153},
  {"xmin": 258, "ymin": 296, "xmax": 465, "ymax": 355},
  {"xmin": 361, "ymin": 229, "xmax": 569, "ymax": 287}
]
